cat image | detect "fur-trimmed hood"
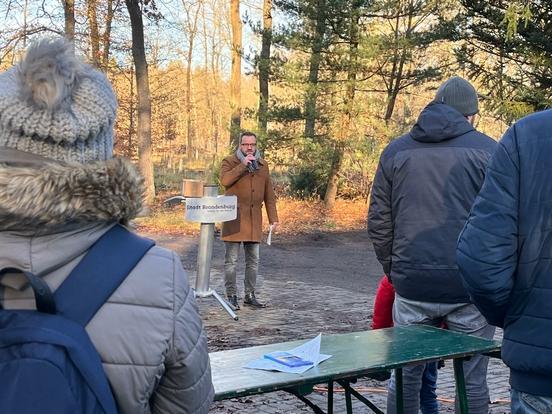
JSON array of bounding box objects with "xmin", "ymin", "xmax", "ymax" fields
[
  {"xmin": 0, "ymin": 149, "xmax": 144, "ymax": 234},
  {"xmin": 0, "ymin": 151, "xmax": 214, "ymax": 414}
]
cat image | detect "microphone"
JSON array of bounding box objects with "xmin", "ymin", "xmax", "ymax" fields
[{"xmin": 248, "ymin": 159, "xmax": 258, "ymax": 172}]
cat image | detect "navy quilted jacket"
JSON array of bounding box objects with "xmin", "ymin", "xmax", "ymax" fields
[{"xmin": 457, "ymin": 109, "xmax": 552, "ymax": 397}]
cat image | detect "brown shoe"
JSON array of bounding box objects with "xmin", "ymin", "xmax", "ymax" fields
[{"xmin": 244, "ymin": 292, "xmax": 266, "ymax": 308}]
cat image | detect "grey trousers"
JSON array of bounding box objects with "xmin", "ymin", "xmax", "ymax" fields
[
  {"xmin": 224, "ymin": 241, "xmax": 260, "ymax": 297},
  {"xmin": 386, "ymin": 294, "xmax": 496, "ymax": 414}
]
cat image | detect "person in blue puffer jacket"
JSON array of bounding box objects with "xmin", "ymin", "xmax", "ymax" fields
[{"xmin": 457, "ymin": 109, "xmax": 552, "ymax": 414}]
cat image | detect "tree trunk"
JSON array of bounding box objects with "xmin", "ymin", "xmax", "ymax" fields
[
  {"xmin": 125, "ymin": 0, "xmax": 156, "ymax": 204},
  {"xmin": 22, "ymin": 0, "xmax": 29, "ymax": 47},
  {"xmin": 201, "ymin": 3, "xmax": 215, "ymax": 154},
  {"xmin": 183, "ymin": 0, "xmax": 202, "ymax": 159},
  {"xmin": 101, "ymin": 0, "xmax": 116, "ymax": 70},
  {"xmin": 87, "ymin": 0, "xmax": 101, "ymax": 67},
  {"xmin": 384, "ymin": 1, "xmax": 414, "ymax": 121},
  {"xmin": 383, "ymin": 47, "xmax": 408, "ymax": 121},
  {"xmin": 62, "ymin": 0, "xmax": 75, "ymax": 41},
  {"xmin": 304, "ymin": 0, "xmax": 327, "ymax": 138},
  {"xmin": 186, "ymin": 38, "xmax": 195, "ymax": 160},
  {"xmin": 128, "ymin": 66, "xmax": 135, "ymax": 158},
  {"xmin": 229, "ymin": 0, "xmax": 242, "ymax": 148},
  {"xmin": 324, "ymin": 2, "xmax": 360, "ymax": 209},
  {"xmin": 324, "ymin": 142, "xmax": 345, "ymax": 209},
  {"xmin": 257, "ymin": 0, "xmax": 272, "ymax": 134},
  {"xmin": 210, "ymin": 5, "xmax": 223, "ymax": 155}
]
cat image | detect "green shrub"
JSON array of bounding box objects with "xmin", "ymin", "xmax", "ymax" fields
[{"xmin": 288, "ymin": 166, "xmax": 328, "ymax": 199}]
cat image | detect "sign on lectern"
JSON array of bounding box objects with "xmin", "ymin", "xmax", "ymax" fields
[{"xmin": 184, "ymin": 195, "xmax": 237, "ymax": 223}]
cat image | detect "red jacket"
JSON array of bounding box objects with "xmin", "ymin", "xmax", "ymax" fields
[{"xmin": 372, "ymin": 275, "xmax": 395, "ymax": 329}]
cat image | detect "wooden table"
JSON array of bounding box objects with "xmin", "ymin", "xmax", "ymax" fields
[{"xmin": 210, "ymin": 325, "xmax": 501, "ymax": 414}]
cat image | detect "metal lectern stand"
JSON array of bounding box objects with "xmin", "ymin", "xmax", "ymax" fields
[{"xmin": 194, "ymin": 185, "xmax": 238, "ymax": 320}]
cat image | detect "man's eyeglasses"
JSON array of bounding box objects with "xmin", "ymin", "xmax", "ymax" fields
[{"xmin": 241, "ymin": 143, "xmax": 256, "ymax": 147}]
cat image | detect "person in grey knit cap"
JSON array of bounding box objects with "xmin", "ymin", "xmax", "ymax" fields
[
  {"xmin": 435, "ymin": 75, "xmax": 479, "ymax": 117},
  {"xmin": 0, "ymin": 37, "xmax": 213, "ymax": 413},
  {"xmin": 368, "ymin": 76, "xmax": 496, "ymax": 414}
]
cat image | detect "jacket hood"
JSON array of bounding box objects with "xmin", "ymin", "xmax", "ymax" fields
[
  {"xmin": 0, "ymin": 149, "xmax": 145, "ymax": 288},
  {"xmin": 0, "ymin": 223, "xmax": 113, "ymax": 291},
  {"xmin": 410, "ymin": 102, "xmax": 475, "ymax": 143},
  {"xmin": 0, "ymin": 149, "xmax": 144, "ymax": 234}
]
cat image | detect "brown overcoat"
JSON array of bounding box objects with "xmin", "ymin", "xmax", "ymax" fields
[{"xmin": 220, "ymin": 154, "xmax": 278, "ymax": 242}]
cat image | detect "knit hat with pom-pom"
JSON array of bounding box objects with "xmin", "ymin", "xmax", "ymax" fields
[{"xmin": 0, "ymin": 37, "xmax": 117, "ymax": 163}]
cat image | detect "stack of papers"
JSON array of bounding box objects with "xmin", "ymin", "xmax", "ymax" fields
[{"xmin": 244, "ymin": 333, "xmax": 332, "ymax": 374}]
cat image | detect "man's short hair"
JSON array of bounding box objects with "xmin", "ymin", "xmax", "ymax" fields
[{"xmin": 240, "ymin": 131, "xmax": 257, "ymax": 142}]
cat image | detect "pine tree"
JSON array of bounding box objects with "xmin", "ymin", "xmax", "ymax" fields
[{"xmin": 456, "ymin": 0, "xmax": 552, "ymax": 122}]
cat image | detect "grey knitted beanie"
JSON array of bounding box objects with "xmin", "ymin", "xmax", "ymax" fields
[
  {"xmin": 435, "ymin": 76, "xmax": 479, "ymax": 116},
  {"xmin": 0, "ymin": 37, "xmax": 117, "ymax": 163}
]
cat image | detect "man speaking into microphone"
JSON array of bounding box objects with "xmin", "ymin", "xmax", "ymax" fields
[{"xmin": 220, "ymin": 132, "xmax": 279, "ymax": 310}]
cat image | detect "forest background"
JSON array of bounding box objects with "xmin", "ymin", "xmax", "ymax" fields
[{"xmin": 0, "ymin": 0, "xmax": 545, "ymax": 233}]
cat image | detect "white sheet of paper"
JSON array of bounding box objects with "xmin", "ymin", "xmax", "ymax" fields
[
  {"xmin": 244, "ymin": 333, "xmax": 332, "ymax": 374},
  {"xmin": 288, "ymin": 333, "xmax": 322, "ymax": 366},
  {"xmin": 267, "ymin": 224, "xmax": 273, "ymax": 245}
]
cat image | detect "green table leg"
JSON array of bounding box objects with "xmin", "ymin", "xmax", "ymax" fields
[
  {"xmin": 343, "ymin": 380, "xmax": 353, "ymax": 414},
  {"xmin": 395, "ymin": 368, "xmax": 404, "ymax": 414},
  {"xmin": 328, "ymin": 381, "xmax": 333, "ymax": 414},
  {"xmin": 453, "ymin": 358, "xmax": 469, "ymax": 414},
  {"xmin": 337, "ymin": 379, "xmax": 385, "ymax": 414}
]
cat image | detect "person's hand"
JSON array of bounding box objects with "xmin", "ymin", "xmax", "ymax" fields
[
  {"xmin": 270, "ymin": 222, "xmax": 279, "ymax": 231},
  {"xmin": 241, "ymin": 154, "xmax": 256, "ymax": 166}
]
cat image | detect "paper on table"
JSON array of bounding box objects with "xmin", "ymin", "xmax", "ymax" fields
[
  {"xmin": 245, "ymin": 353, "xmax": 331, "ymax": 374},
  {"xmin": 267, "ymin": 224, "xmax": 274, "ymax": 245},
  {"xmin": 288, "ymin": 333, "xmax": 323, "ymax": 365},
  {"xmin": 244, "ymin": 333, "xmax": 332, "ymax": 374}
]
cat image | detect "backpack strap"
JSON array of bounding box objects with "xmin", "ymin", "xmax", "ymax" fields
[
  {"xmin": 54, "ymin": 224, "xmax": 155, "ymax": 326},
  {"xmin": 0, "ymin": 268, "xmax": 56, "ymax": 314}
]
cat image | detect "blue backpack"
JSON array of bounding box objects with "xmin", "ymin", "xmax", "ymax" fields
[{"xmin": 0, "ymin": 224, "xmax": 155, "ymax": 414}]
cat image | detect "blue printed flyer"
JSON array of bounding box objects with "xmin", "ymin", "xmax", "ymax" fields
[{"xmin": 264, "ymin": 351, "xmax": 313, "ymax": 367}]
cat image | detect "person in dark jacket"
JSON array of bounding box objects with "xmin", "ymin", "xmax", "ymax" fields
[
  {"xmin": 457, "ymin": 109, "xmax": 552, "ymax": 413},
  {"xmin": 368, "ymin": 76, "xmax": 497, "ymax": 414}
]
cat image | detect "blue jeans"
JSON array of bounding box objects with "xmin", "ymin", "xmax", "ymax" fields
[
  {"xmin": 420, "ymin": 362, "xmax": 439, "ymax": 414},
  {"xmin": 224, "ymin": 242, "xmax": 259, "ymax": 296},
  {"xmin": 512, "ymin": 389, "xmax": 552, "ymax": 414},
  {"xmin": 387, "ymin": 294, "xmax": 496, "ymax": 414}
]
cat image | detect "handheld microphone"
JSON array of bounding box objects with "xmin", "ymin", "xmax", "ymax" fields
[{"xmin": 248, "ymin": 160, "xmax": 258, "ymax": 172}]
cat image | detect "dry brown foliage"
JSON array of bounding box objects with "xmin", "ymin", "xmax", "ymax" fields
[
  {"xmin": 134, "ymin": 198, "xmax": 368, "ymax": 237},
  {"xmin": 274, "ymin": 198, "xmax": 368, "ymax": 236}
]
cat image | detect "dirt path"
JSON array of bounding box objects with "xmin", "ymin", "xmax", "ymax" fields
[
  {"xmin": 140, "ymin": 229, "xmax": 383, "ymax": 349},
  {"xmin": 142, "ymin": 229, "xmax": 383, "ymax": 296}
]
